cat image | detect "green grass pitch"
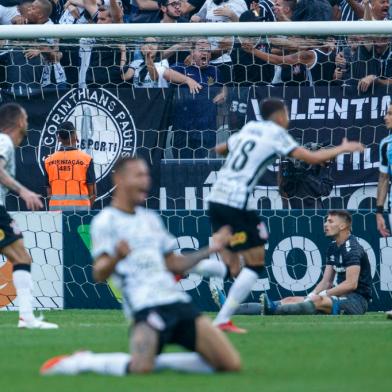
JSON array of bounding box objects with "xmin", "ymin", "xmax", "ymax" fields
[{"xmin": 1, "ymin": 310, "xmax": 391, "ymax": 392}]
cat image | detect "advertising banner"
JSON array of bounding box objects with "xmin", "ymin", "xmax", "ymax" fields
[{"xmin": 62, "ymin": 210, "xmax": 392, "ymax": 312}]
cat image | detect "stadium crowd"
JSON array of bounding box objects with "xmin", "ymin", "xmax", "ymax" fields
[{"xmin": 0, "ymin": 0, "xmax": 391, "ymax": 92}]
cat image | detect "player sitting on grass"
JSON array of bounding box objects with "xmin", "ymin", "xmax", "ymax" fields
[
  {"xmin": 40, "ymin": 157, "xmax": 241, "ymax": 376},
  {"xmin": 262, "ymin": 210, "xmax": 373, "ymax": 316}
]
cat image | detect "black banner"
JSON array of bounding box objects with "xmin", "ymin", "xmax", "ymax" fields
[
  {"xmin": 247, "ymin": 86, "xmax": 392, "ymax": 187},
  {"xmin": 4, "ymin": 88, "xmax": 171, "ymax": 210}
]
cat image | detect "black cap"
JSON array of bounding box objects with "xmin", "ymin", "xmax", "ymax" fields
[{"xmin": 57, "ymin": 121, "xmax": 76, "ymax": 140}]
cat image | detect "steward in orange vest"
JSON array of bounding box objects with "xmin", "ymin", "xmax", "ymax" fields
[{"xmin": 44, "ymin": 122, "xmax": 96, "ymax": 211}]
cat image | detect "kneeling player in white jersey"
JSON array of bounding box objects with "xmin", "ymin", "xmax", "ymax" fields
[
  {"xmin": 206, "ymin": 98, "xmax": 364, "ymax": 333},
  {"xmin": 0, "ymin": 103, "xmax": 58, "ymax": 329},
  {"xmin": 41, "ymin": 157, "xmax": 241, "ymax": 375}
]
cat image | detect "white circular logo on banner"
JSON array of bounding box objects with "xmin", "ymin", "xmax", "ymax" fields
[{"xmin": 38, "ymin": 88, "xmax": 137, "ymax": 201}]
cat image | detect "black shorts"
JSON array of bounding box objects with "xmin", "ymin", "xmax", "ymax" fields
[
  {"xmin": 332, "ymin": 293, "xmax": 369, "ymax": 315},
  {"xmin": 209, "ymin": 202, "xmax": 268, "ymax": 252},
  {"xmin": 0, "ymin": 206, "xmax": 23, "ymax": 249},
  {"xmin": 133, "ymin": 301, "xmax": 201, "ymax": 354}
]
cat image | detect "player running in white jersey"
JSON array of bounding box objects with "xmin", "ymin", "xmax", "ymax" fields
[
  {"xmin": 205, "ymin": 98, "xmax": 364, "ymax": 333},
  {"xmin": 0, "ymin": 102, "xmax": 58, "ymax": 329},
  {"xmin": 41, "ymin": 157, "xmax": 241, "ymax": 376}
]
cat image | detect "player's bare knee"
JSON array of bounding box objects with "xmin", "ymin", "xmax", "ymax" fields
[
  {"xmin": 129, "ymin": 359, "xmax": 155, "ymax": 374},
  {"xmin": 218, "ymin": 352, "xmax": 241, "ymax": 372}
]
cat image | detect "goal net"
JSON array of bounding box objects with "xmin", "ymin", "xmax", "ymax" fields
[{"xmin": 0, "ymin": 22, "xmax": 391, "ymax": 311}]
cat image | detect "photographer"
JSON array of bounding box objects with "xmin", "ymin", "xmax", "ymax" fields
[{"xmin": 279, "ymin": 142, "xmax": 334, "ymax": 209}]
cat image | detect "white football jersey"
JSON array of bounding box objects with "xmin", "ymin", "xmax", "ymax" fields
[
  {"xmin": 0, "ymin": 133, "xmax": 15, "ymax": 206},
  {"xmin": 91, "ymin": 206, "xmax": 190, "ymax": 317},
  {"xmin": 207, "ymin": 120, "xmax": 298, "ymax": 210}
]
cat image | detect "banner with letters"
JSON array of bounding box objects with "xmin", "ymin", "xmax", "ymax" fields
[
  {"xmin": 247, "ymin": 85, "xmax": 392, "ymax": 188},
  {"xmin": 3, "ymin": 88, "xmax": 171, "ymax": 211},
  {"xmin": 62, "ymin": 210, "xmax": 392, "ymax": 312},
  {"xmin": 3, "ymin": 85, "xmax": 392, "ymax": 211}
]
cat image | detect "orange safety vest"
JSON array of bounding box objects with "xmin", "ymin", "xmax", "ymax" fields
[{"xmin": 44, "ymin": 149, "xmax": 93, "ymax": 211}]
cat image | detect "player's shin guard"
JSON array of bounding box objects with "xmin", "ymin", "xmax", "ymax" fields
[
  {"xmin": 13, "ymin": 264, "xmax": 34, "ymax": 321},
  {"xmin": 213, "ymin": 266, "xmax": 262, "ymax": 325},
  {"xmin": 274, "ymin": 301, "xmax": 317, "ymax": 315}
]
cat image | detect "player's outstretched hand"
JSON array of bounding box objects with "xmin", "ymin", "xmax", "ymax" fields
[
  {"xmin": 210, "ymin": 225, "xmax": 232, "ymax": 252},
  {"xmin": 340, "ymin": 137, "xmax": 364, "ymax": 153},
  {"xmin": 114, "ymin": 240, "xmax": 131, "ymax": 262},
  {"xmin": 20, "ymin": 188, "xmax": 43, "ymax": 211},
  {"xmin": 376, "ymin": 214, "xmax": 390, "ymax": 237}
]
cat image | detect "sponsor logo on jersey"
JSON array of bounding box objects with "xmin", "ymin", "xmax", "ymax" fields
[
  {"xmin": 0, "ymin": 229, "xmax": 5, "ymax": 242},
  {"xmin": 0, "ymin": 260, "xmax": 17, "ymax": 308},
  {"xmin": 38, "ymin": 88, "xmax": 137, "ymax": 201},
  {"xmin": 230, "ymin": 231, "xmax": 247, "ymax": 247}
]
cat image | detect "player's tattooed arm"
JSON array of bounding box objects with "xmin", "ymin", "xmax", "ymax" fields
[
  {"xmin": 165, "ymin": 226, "xmax": 232, "ymax": 274},
  {"xmin": 0, "ymin": 159, "xmax": 23, "ymax": 194}
]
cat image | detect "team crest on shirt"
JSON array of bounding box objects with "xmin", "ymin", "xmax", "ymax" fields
[
  {"xmin": 38, "ymin": 88, "xmax": 137, "ymax": 201},
  {"xmin": 0, "ymin": 229, "xmax": 5, "ymax": 241},
  {"xmin": 207, "ymin": 76, "xmax": 215, "ymax": 86}
]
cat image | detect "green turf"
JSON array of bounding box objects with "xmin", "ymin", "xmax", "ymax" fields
[{"xmin": 1, "ymin": 310, "xmax": 391, "ymax": 392}]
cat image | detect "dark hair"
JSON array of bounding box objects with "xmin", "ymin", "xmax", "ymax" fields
[
  {"xmin": 57, "ymin": 121, "xmax": 75, "ymax": 140},
  {"xmin": 0, "ymin": 103, "xmax": 24, "ymax": 131},
  {"xmin": 158, "ymin": 0, "xmax": 168, "ymax": 6},
  {"xmin": 293, "ymin": 0, "xmax": 332, "ymax": 21},
  {"xmin": 328, "ymin": 210, "xmax": 352, "ymax": 226},
  {"xmin": 260, "ymin": 98, "xmax": 286, "ymax": 120},
  {"xmin": 112, "ymin": 156, "xmax": 144, "ymax": 174}
]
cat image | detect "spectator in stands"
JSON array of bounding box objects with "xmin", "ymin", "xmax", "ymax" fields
[
  {"xmin": 26, "ymin": 0, "xmax": 67, "ymax": 87},
  {"xmin": 329, "ymin": 0, "xmax": 364, "ymax": 21},
  {"xmin": 250, "ymin": 0, "xmax": 276, "ymax": 21},
  {"xmin": 368, "ymin": 0, "xmax": 390, "ymax": 19},
  {"xmin": 159, "ymin": 0, "xmax": 187, "ymax": 21},
  {"xmin": 273, "ymin": 0, "xmax": 296, "ymax": 21},
  {"xmin": 0, "ymin": 1, "xmax": 22, "ymax": 24},
  {"xmin": 191, "ymin": 0, "xmax": 248, "ymax": 83},
  {"xmin": 181, "ymin": 0, "xmax": 205, "ymax": 18},
  {"xmin": 15, "ymin": 0, "xmax": 33, "ymax": 23},
  {"xmin": 0, "ymin": 0, "xmax": 66, "ymax": 95},
  {"xmin": 164, "ymin": 39, "xmax": 226, "ymax": 158},
  {"xmin": 49, "ymin": 0, "xmax": 66, "ymax": 23},
  {"xmin": 292, "ymin": 0, "xmax": 333, "ymax": 21},
  {"xmin": 78, "ymin": 0, "xmax": 125, "ymax": 88},
  {"xmin": 333, "ymin": 35, "xmax": 361, "ymax": 85},
  {"xmin": 121, "ymin": 37, "xmax": 170, "ymax": 87},
  {"xmin": 241, "ymin": 37, "xmax": 337, "ymax": 86},
  {"xmin": 354, "ymin": 37, "xmax": 392, "ymax": 93},
  {"xmin": 231, "ymin": 10, "xmax": 274, "ymax": 86},
  {"xmin": 130, "ymin": 0, "xmax": 160, "ymax": 22}
]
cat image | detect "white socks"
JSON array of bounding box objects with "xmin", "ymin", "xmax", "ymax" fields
[
  {"xmin": 13, "ymin": 267, "xmax": 34, "ymax": 321},
  {"xmin": 214, "ymin": 267, "xmax": 258, "ymax": 325},
  {"xmin": 191, "ymin": 258, "xmax": 227, "ymax": 278},
  {"xmin": 155, "ymin": 352, "xmax": 214, "ymax": 373},
  {"xmin": 78, "ymin": 352, "xmax": 130, "ymax": 376},
  {"xmin": 67, "ymin": 352, "xmax": 214, "ymax": 375}
]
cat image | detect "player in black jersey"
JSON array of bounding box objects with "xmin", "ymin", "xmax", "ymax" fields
[{"xmin": 262, "ymin": 210, "xmax": 373, "ymax": 316}]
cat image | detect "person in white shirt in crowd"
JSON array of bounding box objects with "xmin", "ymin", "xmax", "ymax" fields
[{"xmin": 190, "ymin": 0, "xmax": 248, "ymax": 83}]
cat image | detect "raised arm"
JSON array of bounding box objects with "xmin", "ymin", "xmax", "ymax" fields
[{"xmin": 290, "ymin": 138, "xmax": 364, "ymax": 165}]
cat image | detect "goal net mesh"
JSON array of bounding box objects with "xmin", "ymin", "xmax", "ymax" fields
[{"xmin": 0, "ymin": 33, "xmax": 391, "ymax": 311}]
